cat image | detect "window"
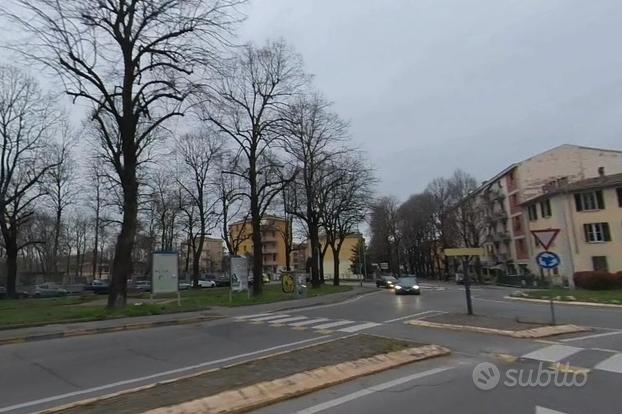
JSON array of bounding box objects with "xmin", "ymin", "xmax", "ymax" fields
[
  {"xmin": 575, "ymin": 191, "xmax": 605, "ymax": 211},
  {"xmin": 540, "ymin": 199, "xmax": 552, "ymax": 218},
  {"xmin": 617, "ymin": 188, "xmax": 622, "ymax": 207},
  {"xmin": 592, "ymin": 256, "xmax": 609, "ymax": 272},
  {"xmin": 528, "ymin": 205, "xmax": 538, "ymax": 221},
  {"xmin": 583, "ymin": 223, "xmax": 611, "ymax": 243}
]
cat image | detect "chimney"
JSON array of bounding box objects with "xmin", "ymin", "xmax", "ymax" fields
[{"xmin": 598, "ymin": 166, "xmax": 605, "ymax": 177}]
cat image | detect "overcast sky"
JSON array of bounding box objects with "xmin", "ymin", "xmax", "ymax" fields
[{"xmin": 239, "ymin": 0, "xmax": 622, "ymax": 200}]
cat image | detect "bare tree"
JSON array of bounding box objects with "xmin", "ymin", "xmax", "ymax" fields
[
  {"xmin": 204, "ymin": 41, "xmax": 305, "ymax": 295},
  {"xmin": 177, "ymin": 131, "xmax": 222, "ymax": 287},
  {"xmin": 86, "ymin": 160, "xmax": 107, "ymax": 279},
  {"xmin": 4, "ymin": 0, "xmax": 243, "ymax": 306},
  {"xmin": 214, "ymin": 152, "xmax": 248, "ymax": 256},
  {"xmin": 150, "ymin": 171, "xmax": 180, "ymax": 252},
  {"xmin": 283, "ymin": 93, "xmax": 348, "ymax": 287},
  {"xmin": 369, "ymin": 196, "xmax": 402, "ymax": 276},
  {"xmin": 0, "ymin": 66, "xmax": 61, "ymax": 297}
]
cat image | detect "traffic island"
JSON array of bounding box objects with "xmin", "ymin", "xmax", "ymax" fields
[
  {"xmin": 406, "ymin": 313, "xmax": 590, "ymax": 338},
  {"xmin": 41, "ymin": 335, "xmax": 450, "ymax": 414}
]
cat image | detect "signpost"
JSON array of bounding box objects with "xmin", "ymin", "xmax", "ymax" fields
[
  {"xmin": 444, "ymin": 248, "xmax": 485, "ymax": 315},
  {"xmin": 151, "ymin": 252, "xmax": 180, "ymax": 305},
  {"xmin": 531, "ymin": 228, "xmax": 561, "ymax": 325},
  {"xmin": 229, "ymin": 256, "xmax": 249, "ymax": 303}
]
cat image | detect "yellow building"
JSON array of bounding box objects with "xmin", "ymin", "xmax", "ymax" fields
[
  {"xmin": 181, "ymin": 237, "xmax": 224, "ymax": 275},
  {"xmin": 522, "ymin": 172, "xmax": 622, "ymax": 286},
  {"xmin": 304, "ymin": 233, "xmax": 365, "ymax": 279},
  {"xmin": 228, "ymin": 215, "xmax": 289, "ymax": 274}
]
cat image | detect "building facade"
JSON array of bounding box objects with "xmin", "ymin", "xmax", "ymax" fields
[
  {"xmin": 522, "ymin": 173, "xmax": 622, "ymax": 286},
  {"xmin": 181, "ymin": 237, "xmax": 225, "ymax": 275},
  {"xmin": 303, "ymin": 234, "xmax": 365, "ymax": 279},
  {"xmin": 470, "ymin": 144, "xmax": 622, "ymax": 276},
  {"xmin": 228, "ymin": 215, "xmax": 290, "ymax": 274}
]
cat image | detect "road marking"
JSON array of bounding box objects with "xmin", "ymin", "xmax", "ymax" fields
[
  {"xmin": 522, "ymin": 345, "xmax": 583, "ymax": 362},
  {"xmin": 267, "ymin": 316, "xmax": 308, "ymax": 324},
  {"xmin": 594, "ymin": 353, "xmax": 622, "ymax": 373},
  {"xmin": 590, "ymin": 347, "xmax": 620, "ymax": 353},
  {"xmin": 234, "ymin": 312, "xmax": 274, "ymax": 320},
  {"xmin": 338, "ymin": 322, "xmax": 381, "ymax": 333},
  {"xmin": 248, "ymin": 314, "xmax": 290, "ymax": 322},
  {"xmin": 295, "ymin": 367, "xmax": 452, "ymax": 414},
  {"xmin": 288, "ymin": 318, "xmax": 330, "ymax": 327},
  {"xmin": 0, "ymin": 336, "xmax": 332, "ymax": 414},
  {"xmin": 286, "ymin": 291, "xmax": 383, "ymax": 313},
  {"xmin": 312, "ymin": 320, "xmax": 356, "ymax": 330},
  {"xmin": 535, "ymin": 406, "xmax": 566, "ymax": 414},
  {"xmin": 383, "ymin": 310, "xmax": 445, "ymax": 323},
  {"xmin": 560, "ymin": 331, "xmax": 622, "ymax": 342}
]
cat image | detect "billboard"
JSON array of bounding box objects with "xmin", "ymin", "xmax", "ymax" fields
[
  {"xmin": 230, "ymin": 256, "xmax": 249, "ymax": 292},
  {"xmin": 152, "ymin": 252, "xmax": 179, "ymax": 294}
]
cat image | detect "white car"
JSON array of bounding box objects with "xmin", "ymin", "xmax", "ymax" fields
[{"xmin": 197, "ymin": 279, "xmax": 216, "ymax": 288}]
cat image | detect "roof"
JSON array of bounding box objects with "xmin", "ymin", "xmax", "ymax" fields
[
  {"xmin": 522, "ymin": 173, "xmax": 622, "ymax": 205},
  {"xmin": 229, "ymin": 214, "xmax": 287, "ymax": 227}
]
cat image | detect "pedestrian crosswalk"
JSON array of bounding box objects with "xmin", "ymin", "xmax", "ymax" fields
[
  {"xmin": 233, "ymin": 312, "xmax": 381, "ymax": 333},
  {"xmin": 521, "ymin": 344, "xmax": 622, "ymax": 374}
]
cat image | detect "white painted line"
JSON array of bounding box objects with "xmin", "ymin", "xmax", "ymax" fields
[
  {"xmin": 268, "ymin": 316, "xmax": 308, "ymax": 324},
  {"xmin": 535, "ymin": 406, "xmax": 567, "ymax": 414},
  {"xmin": 594, "ymin": 353, "xmax": 622, "ymax": 373},
  {"xmin": 288, "ymin": 318, "xmax": 330, "ymax": 327},
  {"xmin": 383, "ymin": 310, "xmax": 445, "ymax": 324},
  {"xmin": 295, "ymin": 367, "xmax": 452, "ymax": 414},
  {"xmin": 286, "ymin": 291, "xmax": 383, "ymax": 313},
  {"xmin": 248, "ymin": 314, "xmax": 290, "ymax": 322},
  {"xmin": 312, "ymin": 320, "xmax": 357, "ymax": 330},
  {"xmin": 560, "ymin": 331, "xmax": 622, "ymax": 342},
  {"xmin": 234, "ymin": 312, "xmax": 274, "ymax": 320},
  {"xmin": 338, "ymin": 322, "xmax": 381, "ymax": 333},
  {"xmin": 522, "ymin": 345, "xmax": 583, "ymax": 362},
  {"xmin": 0, "ymin": 336, "xmax": 332, "ymax": 414},
  {"xmin": 590, "ymin": 347, "xmax": 621, "ymax": 354}
]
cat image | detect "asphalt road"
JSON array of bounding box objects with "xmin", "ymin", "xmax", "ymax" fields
[{"xmin": 1, "ymin": 282, "xmax": 621, "ymax": 414}]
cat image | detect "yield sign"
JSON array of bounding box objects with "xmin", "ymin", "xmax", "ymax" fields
[{"xmin": 531, "ymin": 228, "xmax": 560, "ymax": 250}]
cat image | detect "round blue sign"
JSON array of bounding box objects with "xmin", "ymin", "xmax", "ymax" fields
[{"xmin": 536, "ymin": 251, "xmax": 561, "ymax": 269}]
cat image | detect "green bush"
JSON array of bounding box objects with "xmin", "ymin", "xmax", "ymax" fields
[{"xmin": 573, "ymin": 271, "xmax": 622, "ymax": 290}]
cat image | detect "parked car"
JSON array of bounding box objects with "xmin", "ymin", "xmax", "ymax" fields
[
  {"xmin": 178, "ymin": 281, "xmax": 192, "ymax": 290},
  {"xmin": 134, "ymin": 280, "xmax": 152, "ymax": 292},
  {"xmin": 394, "ymin": 277, "xmax": 421, "ymax": 295},
  {"xmin": 197, "ymin": 279, "xmax": 216, "ymax": 288},
  {"xmin": 87, "ymin": 280, "xmax": 110, "ymax": 295},
  {"xmin": 214, "ymin": 277, "xmax": 230, "ymax": 288},
  {"xmin": 30, "ymin": 283, "xmax": 68, "ymax": 298},
  {"xmin": 376, "ymin": 275, "xmax": 398, "ymax": 288}
]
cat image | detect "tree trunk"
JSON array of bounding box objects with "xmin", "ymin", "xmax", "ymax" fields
[
  {"xmin": 108, "ymin": 177, "xmax": 138, "ymax": 308},
  {"xmin": 52, "ymin": 207, "xmax": 62, "ymax": 278},
  {"xmin": 249, "ymin": 155, "xmax": 263, "ymax": 296},
  {"xmin": 308, "ymin": 223, "xmax": 321, "ymax": 288},
  {"xmin": 332, "ymin": 246, "xmax": 340, "ymax": 286},
  {"xmin": 5, "ymin": 239, "xmax": 18, "ymax": 298},
  {"xmin": 192, "ymin": 234, "xmax": 205, "ymax": 288}
]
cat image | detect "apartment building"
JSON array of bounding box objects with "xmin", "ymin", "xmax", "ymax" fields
[
  {"xmin": 180, "ymin": 237, "xmax": 225, "ymax": 275},
  {"xmin": 228, "ymin": 215, "xmax": 290, "ymax": 274},
  {"xmin": 522, "ymin": 173, "xmax": 622, "ymax": 285},
  {"xmin": 303, "ymin": 233, "xmax": 365, "ymax": 279},
  {"xmin": 471, "ymin": 144, "xmax": 622, "ymax": 275}
]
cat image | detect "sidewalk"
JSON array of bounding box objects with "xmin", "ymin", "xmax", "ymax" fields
[{"xmin": 0, "ymin": 287, "xmax": 377, "ymax": 346}]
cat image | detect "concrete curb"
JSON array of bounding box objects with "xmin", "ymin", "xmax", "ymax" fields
[
  {"xmin": 140, "ymin": 344, "xmax": 450, "ymax": 414},
  {"xmin": 405, "ymin": 319, "xmax": 590, "ymax": 338},
  {"xmin": 505, "ymin": 296, "xmax": 622, "ymax": 308},
  {"xmin": 0, "ymin": 316, "xmax": 222, "ymax": 346}
]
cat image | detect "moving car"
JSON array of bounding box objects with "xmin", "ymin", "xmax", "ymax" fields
[
  {"xmin": 376, "ymin": 275, "xmax": 398, "ymax": 288},
  {"xmin": 394, "ymin": 277, "xmax": 421, "ymax": 295},
  {"xmin": 30, "ymin": 283, "xmax": 68, "ymax": 298}
]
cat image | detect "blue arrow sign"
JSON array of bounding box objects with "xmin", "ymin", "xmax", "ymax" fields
[{"xmin": 536, "ymin": 251, "xmax": 561, "ymax": 269}]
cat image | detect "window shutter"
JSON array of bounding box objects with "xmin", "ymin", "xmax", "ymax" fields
[
  {"xmin": 617, "ymin": 188, "xmax": 622, "ymax": 207},
  {"xmin": 575, "ymin": 193, "xmax": 583, "ymax": 211},
  {"xmin": 596, "ymin": 191, "xmax": 605, "ymax": 209},
  {"xmin": 583, "ymin": 224, "xmax": 590, "ymax": 242},
  {"xmin": 603, "ymin": 223, "xmax": 611, "ymax": 241}
]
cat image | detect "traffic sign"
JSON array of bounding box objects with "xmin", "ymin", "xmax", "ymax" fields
[
  {"xmin": 531, "ymin": 229, "xmax": 560, "ymax": 251},
  {"xmin": 536, "ymin": 251, "xmax": 561, "ymax": 269}
]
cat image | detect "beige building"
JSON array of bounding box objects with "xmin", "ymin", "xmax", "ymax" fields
[
  {"xmin": 303, "ymin": 234, "xmax": 365, "ymax": 279},
  {"xmin": 471, "ymin": 144, "xmax": 622, "ymax": 275},
  {"xmin": 522, "ymin": 173, "xmax": 622, "ymax": 286},
  {"xmin": 181, "ymin": 237, "xmax": 224, "ymax": 275}
]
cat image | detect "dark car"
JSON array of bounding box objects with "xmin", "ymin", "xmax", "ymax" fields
[
  {"xmin": 376, "ymin": 275, "xmax": 398, "ymax": 288},
  {"xmin": 214, "ymin": 277, "xmax": 231, "ymax": 288},
  {"xmin": 394, "ymin": 277, "xmax": 421, "ymax": 295},
  {"xmin": 87, "ymin": 280, "xmax": 110, "ymax": 295}
]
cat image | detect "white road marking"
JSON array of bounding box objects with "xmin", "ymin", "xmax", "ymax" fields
[
  {"xmin": 594, "ymin": 353, "xmax": 622, "ymax": 373},
  {"xmin": 286, "ymin": 291, "xmax": 383, "ymax": 313},
  {"xmin": 535, "ymin": 406, "xmax": 567, "ymax": 414},
  {"xmin": 288, "ymin": 318, "xmax": 330, "ymax": 327},
  {"xmin": 383, "ymin": 310, "xmax": 445, "ymax": 323},
  {"xmin": 248, "ymin": 314, "xmax": 290, "ymax": 322},
  {"xmin": 522, "ymin": 345, "xmax": 583, "ymax": 362},
  {"xmin": 337, "ymin": 322, "xmax": 381, "ymax": 333},
  {"xmin": 295, "ymin": 367, "xmax": 452, "ymax": 414},
  {"xmin": 268, "ymin": 316, "xmax": 308, "ymax": 324},
  {"xmin": 312, "ymin": 320, "xmax": 356, "ymax": 330},
  {"xmin": 560, "ymin": 331, "xmax": 622, "ymax": 342},
  {"xmin": 234, "ymin": 312, "xmax": 274, "ymax": 320},
  {"xmin": 0, "ymin": 336, "xmax": 332, "ymax": 414}
]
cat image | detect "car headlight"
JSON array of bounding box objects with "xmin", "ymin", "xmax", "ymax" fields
[
  {"xmin": 413, "ymin": 285, "xmax": 420, "ymax": 289},
  {"xmin": 395, "ymin": 285, "xmax": 402, "ymax": 289}
]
